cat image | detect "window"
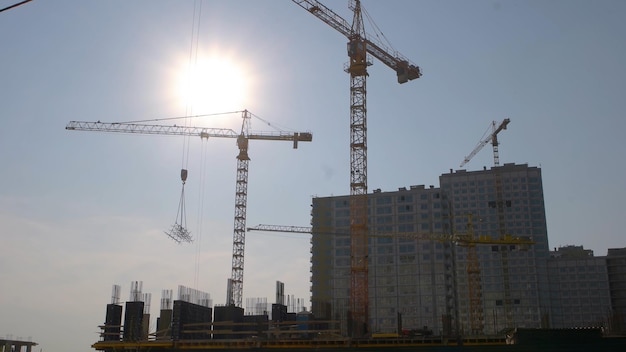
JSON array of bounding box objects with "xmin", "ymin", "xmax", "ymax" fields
[
  {"xmin": 377, "ymin": 246, "xmax": 393, "ymax": 254},
  {"xmin": 398, "ymin": 195, "xmax": 413, "ymax": 203},
  {"xmin": 335, "ymin": 199, "xmax": 348, "ymax": 207},
  {"xmin": 398, "ymin": 224, "xmax": 414, "ymax": 232},
  {"xmin": 335, "ymin": 238, "xmax": 350, "ymax": 246},
  {"xmin": 398, "ymin": 204, "xmax": 413, "ymax": 213},
  {"xmin": 399, "ymin": 255, "xmax": 416, "ymax": 264},
  {"xmin": 335, "ymin": 218, "xmax": 350, "ymax": 227},
  {"xmin": 335, "ymin": 209, "xmax": 350, "ymax": 217},
  {"xmin": 376, "ymin": 225, "xmax": 392, "ymax": 233},
  {"xmin": 399, "ymin": 244, "xmax": 415, "ymax": 253},
  {"xmin": 376, "ymin": 206, "xmax": 392, "ymax": 215},
  {"xmin": 376, "ymin": 196, "xmax": 392, "ymax": 205},
  {"xmin": 398, "ymin": 214, "xmax": 414, "ymax": 223},
  {"xmin": 335, "ymin": 258, "xmax": 350, "ymax": 266},
  {"xmin": 335, "ymin": 248, "xmax": 350, "ymax": 256},
  {"xmin": 377, "ymin": 215, "xmax": 392, "ymax": 224}
]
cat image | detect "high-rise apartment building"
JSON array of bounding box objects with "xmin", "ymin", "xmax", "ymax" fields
[
  {"xmin": 607, "ymin": 247, "xmax": 626, "ymax": 333},
  {"xmin": 311, "ymin": 184, "xmax": 454, "ymax": 335},
  {"xmin": 310, "ymin": 163, "xmax": 551, "ymax": 336},
  {"xmin": 439, "ymin": 164, "xmax": 551, "ymax": 333},
  {"xmin": 547, "ymin": 246, "xmax": 611, "ymax": 328}
]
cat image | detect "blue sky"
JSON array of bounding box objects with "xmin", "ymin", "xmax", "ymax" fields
[{"xmin": 1, "ymin": 1, "xmax": 625, "ymax": 351}]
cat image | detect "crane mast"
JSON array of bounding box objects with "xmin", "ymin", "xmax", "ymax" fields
[
  {"xmin": 346, "ymin": 0, "xmax": 369, "ymax": 338},
  {"xmin": 66, "ymin": 110, "xmax": 312, "ymax": 309},
  {"xmin": 228, "ymin": 114, "xmax": 252, "ymax": 308},
  {"xmin": 292, "ymin": 0, "xmax": 421, "ymax": 337}
]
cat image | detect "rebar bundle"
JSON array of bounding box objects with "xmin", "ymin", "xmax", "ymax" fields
[{"xmin": 164, "ymin": 169, "xmax": 193, "ymax": 244}]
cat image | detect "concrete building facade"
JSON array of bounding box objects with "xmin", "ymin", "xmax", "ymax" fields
[
  {"xmin": 310, "ymin": 163, "xmax": 551, "ymax": 336},
  {"xmin": 309, "ymin": 163, "xmax": 626, "ymax": 338},
  {"xmin": 310, "ymin": 185, "xmax": 454, "ymax": 335},
  {"xmin": 439, "ymin": 164, "xmax": 551, "ymax": 333},
  {"xmin": 547, "ymin": 246, "xmax": 612, "ymax": 328},
  {"xmin": 607, "ymin": 247, "xmax": 626, "ymax": 333}
]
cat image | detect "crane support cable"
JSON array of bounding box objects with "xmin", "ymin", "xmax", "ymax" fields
[
  {"xmin": 104, "ymin": 110, "xmax": 245, "ymax": 124},
  {"xmin": 0, "ymin": 0, "xmax": 33, "ymax": 13},
  {"xmin": 193, "ymin": 137, "xmax": 209, "ymax": 288},
  {"xmin": 182, "ymin": 0, "xmax": 205, "ymax": 169},
  {"xmin": 361, "ymin": 5, "xmax": 395, "ymax": 58}
]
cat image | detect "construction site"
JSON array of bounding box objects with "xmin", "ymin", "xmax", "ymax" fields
[{"xmin": 57, "ymin": 1, "xmax": 626, "ymax": 351}]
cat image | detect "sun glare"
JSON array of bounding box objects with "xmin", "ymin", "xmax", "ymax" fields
[{"xmin": 176, "ymin": 54, "xmax": 249, "ymax": 117}]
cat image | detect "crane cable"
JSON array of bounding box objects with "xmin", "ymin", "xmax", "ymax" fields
[
  {"xmin": 475, "ymin": 122, "xmax": 496, "ymax": 149},
  {"xmin": 361, "ymin": 5, "xmax": 397, "ymax": 55},
  {"xmin": 182, "ymin": 0, "xmax": 204, "ymax": 168},
  {"xmin": 194, "ymin": 137, "xmax": 208, "ymax": 290},
  {"xmin": 164, "ymin": 0, "xmax": 204, "ymax": 245},
  {"xmin": 187, "ymin": 0, "xmax": 206, "ymax": 290},
  {"xmin": 0, "ymin": 0, "xmax": 32, "ymax": 13}
]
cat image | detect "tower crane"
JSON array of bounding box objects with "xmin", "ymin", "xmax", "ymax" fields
[
  {"xmin": 66, "ymin": 110, "xmax": 312, "ymax": 308},
  {"xmin": 292, "ymin": 0, "xmax": 421, "ymax": 337},
  {"xmin": 459, "ymin": 118, "xmax": 514, "ymax": 332},
  {"xmin": 459, "ymin": 118, "xmax": 510, "ymax": 168}
]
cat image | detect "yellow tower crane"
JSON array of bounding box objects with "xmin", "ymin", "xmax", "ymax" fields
[
  {"xmin": 66, "ymin": 110, "xmax": 312, "ymax": 308},
  {"xmin": 292, "ymin": 0, "xmax": 421, "ymax": 337},
  {"xmin": 460, "ymin": 118, "xmax": 515, "ymax": 331}
]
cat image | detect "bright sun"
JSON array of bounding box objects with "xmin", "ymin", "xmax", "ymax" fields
[{"xmin": 176, "ymin": 54, "xmax": 249, "ymax": 116}]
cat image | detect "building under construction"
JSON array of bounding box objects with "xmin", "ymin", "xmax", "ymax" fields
[
  {"xmin": 77, "ymin": 0, "xmax": 625, "ymax": 346},
  {"xmin": 95, "ymin": 280, "xmax": 510, "ymax": 351},
  {"xmin": 310, "ymin": 164, "xmax": 550, "ymax": 336},
  {"xmin": 92, "ymin": 163, "xmax": 626, "ymax": 351}
]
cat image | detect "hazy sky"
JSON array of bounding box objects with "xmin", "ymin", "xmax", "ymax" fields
[{"xmin": 1, "ymin": 1, "xmax": 625, "ymax": 351}]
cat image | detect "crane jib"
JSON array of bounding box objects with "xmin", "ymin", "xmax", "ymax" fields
[{"xmin": 66, "ymin": 121, "xmax": 313, "ymax": 145}]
